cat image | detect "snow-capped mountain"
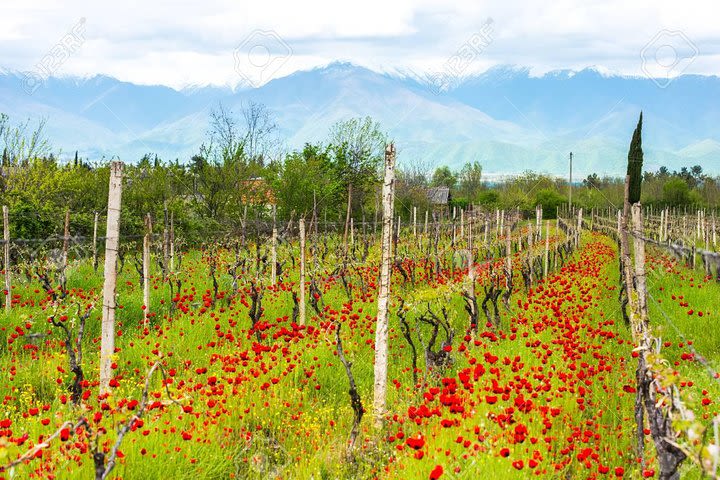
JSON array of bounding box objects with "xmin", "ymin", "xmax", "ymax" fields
[{"xmin": 0, "ymin": 62, "xmax": 718, "ymax": 176}]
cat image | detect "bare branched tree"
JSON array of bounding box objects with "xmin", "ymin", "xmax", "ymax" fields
[{"xmin": 241, "ymin": 100, "xmax": 278, "ymax": 164}]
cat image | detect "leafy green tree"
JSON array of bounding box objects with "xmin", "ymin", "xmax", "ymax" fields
[
  {"xmin": 457, "ymin": 161, "xmax": 483, "ymax": 202},
  {"xmin": 328, "ymin": 116, "xmax": 387, "ymax": 221},
  {"xmin": 535, "ymin": 189, "xmax": 566, "ymax": 219},
  {"xmin": 395, "ymin": 167, "xmax": 430, "ymax": 220},
  {"xmin": 431, "ymin": 166, "xmax": 457, "ymax": 189},
  {"xmin": 273, "ymin": 144, "xmax": 337, "ymax": 219},
  {"xmin": 476, "ymin": 190, "xmax": 500, "ymax": 207},
  {"xmin": 663, "ymin": 178, "xmax": 692, "ymax": 207}
]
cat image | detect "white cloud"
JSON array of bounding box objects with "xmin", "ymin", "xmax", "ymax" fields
[{"xmin": 2, "ymin": 0, "xmax": 718, "ymax": 88}]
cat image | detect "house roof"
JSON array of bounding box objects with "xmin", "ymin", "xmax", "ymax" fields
[
  {"xmin": 427, "ymin": 187, "xmax": 450, "ymax": 205},
  {"xmin": 241, "ymin": 177, "xmax": 276, "ymax": 205}
]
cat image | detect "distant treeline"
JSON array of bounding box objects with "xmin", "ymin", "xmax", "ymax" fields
[{"xmin": 1, "ymin": 109, "xmax": 717, "ymax": 241}]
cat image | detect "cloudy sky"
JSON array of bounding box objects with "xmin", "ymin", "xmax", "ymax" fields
[{"xmin": 2, "ymin": 0, "xmax": 718, "ymax": 89}]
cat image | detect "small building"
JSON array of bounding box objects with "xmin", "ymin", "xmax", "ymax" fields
[{"xmin": 426, "ymin": 187, "xmax": 451, "ymax": 209}]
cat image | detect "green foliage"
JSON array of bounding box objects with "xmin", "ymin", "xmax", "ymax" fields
[
  {"xmin": 476, "ymin": 190, "xmax": 500, "ymax": 207},
  {"xmin": 457, "ymin": 161, "xmax": 483, "ymax": 202},
  {"xmin": 534, "ymin": 189, "xmax": 566, "ymax": 219},
  {"xmin": 273, "ymin": 144, "xmax": 338, "ymax": 219},
  {"xmin": 449, "ymin": 197, "xmax": 469, "ymax": 210},
  {"xmin": 663, "ymin": 178, "xmax": 693, "ymax": 207},
  {"xmin": 431, "ymin": 166, "xmax": 457, "ymax": 189},
  {"xmin": 1, "ymin": 107, "xmax": 719, "ymax": 242},
  {"xmin": 394, "ymin": 167, "xmax": 430, "ymax": 220},
  {"xmin": 328, "ymin": 116, "xmax": 387, "ymax": 217}
]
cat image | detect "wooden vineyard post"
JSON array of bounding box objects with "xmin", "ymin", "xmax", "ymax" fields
[
  {"xmin": 705, "ymin": 213, "xmax": 710, "ymax": 251},
  {"xmin": 374, "ymin": 191, "xmax": 379, "ymax": 236},
  {"xmin": 527, "ymin": 224, "xmax": 534, "ymax": 283},
  {"xmin": 299, "ymin": 219, "xmax": 306, "ymax": 326},
  {"xmin": 396, "ymin": 216, "xmax": 401, "ymax": 253},
  {"xmin": 424, "ymin": 210, "xmax": 429, "ymax": 236},
  {"xmin": 556, "ymin": 206, "xmax": 560, "ymax": 233},
  {"xmin": 100, "ymin": 161, "xmax": 124, "ymax": 395},
  {"xmin": 63, "ymin": 209, "xmax": 70, "ymax": 271},
  {"xmin": 631, "ymin": 204, "xmax": 648, "ymax": 322},
  {"xmin": 544, "ymin": 220, "xmax": 550, "ymax": 278},
  {"xmin": 576, "ymin": 208, "xmax": 583, "ymax": 247},
  {"xmin": 373, "ymin": 143, "xmax": 396, "ymax": 429},
  {"xmin": 413, "ymin": 206, "xmax": 417, "ymax": 237},
  {"xmin": 310, "ymin": 190, "xmax": 316, "ymax": 236},
  {"xmin": 350, "ymin": 217, "xmax": 354, "ymax": 246},
  {"xmin": 659, "ymin": 208, "xmax": 665, "ymax": 242},
  {"xmin": 460, "ymin": 208, "xmax": 464, "ymax": 240},
  {"xmin": 92, "ymin": 212, "xmax": 99, "ymax": 272},
  {"xmin": 143, "ymin": 213, "xmax": 152, "ymax": 325},
  {"xmin": 466, "ymin": 215, "xmax": 476, "ymax": 330},
  {"xmin": 503, "ymin": 225, "xmax": 512, "ymax": 309},
  {"xmin": 452, "ymin": 215, "xmax": 456, "ymax": 245},
  {"xmin": 163, "ymin": 202, "xmax": 169, "ymax": 277},
  {"xmin": 169, "ymin": 211, "xmax": 175, "ymax": 273},
  {"xmin": 343, "ymin": 184, "xmax": 352, "ymax": 249},
  {"xmin": 3, "ymin": 205, "xmax": 9, "ymax": 313},
  {"xmin": 271, "ymin": 206, "xmax": 277, "ymax": 285}
]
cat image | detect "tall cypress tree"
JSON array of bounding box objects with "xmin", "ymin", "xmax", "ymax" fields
[{"xmin": 626, "ymin": 112, "xmax": 643, "ymax": 204}]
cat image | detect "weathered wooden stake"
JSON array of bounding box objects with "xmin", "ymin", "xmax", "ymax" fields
[
  {"xmin": 576, "ymin": 208, "xmax": 583, "ymax": 247},
  {"xmin": 100, "ymin": 161, "xmax": 124, "ymax": 394},
  {"xmin": 271, "ymin": 205, "xmax": 277, "ymax": 284},
  {"xmin": 299, "ymin": 219, "xmax": 306, "ymax": 326},
  {"xmin": 92, "ymin": 212, "xmax": 99, "ymax": 272},
  {"xmin": 162, "ymin": 202, "xmax": 169, "ymax": 276},
  {"xmin": 373, "ymin": 143, "xmax": 396, "ymax": 429},
  {"xmin": 413, "ymin": 206, "xmax": 417, "ymax": 237},
  {"xmin": 63, "ymin": 209, "xmax": 70, "ymax": 270},
  {"xmin": 169, "ymin": 212, "xmax": 175, "ymax": 273},
  {"xmin": 143, "ymin": 214, "xmax": 151, "ymax": 325},
  {"xmin": 544, "ymin": 220, "xmax": 550, "ymax": 278},
  {"xmin": 3, "ymin": 206, "xmax": 9, "ymax": 313}
]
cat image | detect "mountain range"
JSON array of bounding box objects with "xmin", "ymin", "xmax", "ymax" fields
[{"xmin": 1, "ymin": 62, "xmax": 718, "ymax": 177}]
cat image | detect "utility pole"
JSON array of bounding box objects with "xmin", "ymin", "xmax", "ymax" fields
[{"xmin": 568, "ymin": 152, "xmax": 573, "ymax": 210}]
